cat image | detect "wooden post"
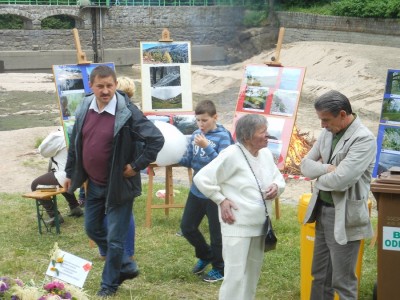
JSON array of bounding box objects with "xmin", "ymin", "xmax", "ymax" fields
[{"xmin": 72, "ymin": 28, "xmax": 92, "ymax": 64}]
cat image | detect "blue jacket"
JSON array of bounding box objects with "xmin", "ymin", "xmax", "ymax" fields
[{"xmin": 65, "ymin": 91, "xmax": 164, "ymax": 208}]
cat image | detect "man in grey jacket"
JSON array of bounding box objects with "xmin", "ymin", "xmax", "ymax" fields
[
  {"xmin": 64, "ymin": 65, "xmax": 164, "ymax": 297},
  {"xmin": 300, "ymin": 90, "xmax": 376, "ymax": 300}
]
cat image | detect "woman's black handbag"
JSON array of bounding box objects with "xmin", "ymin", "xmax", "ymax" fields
[
  {"xmin": 237, "ymin": 144, "xmax": 278, "ymax": 252},
  {"xmin": 264, "ymin": 215, "xmax": 277, "ymax": 252}
]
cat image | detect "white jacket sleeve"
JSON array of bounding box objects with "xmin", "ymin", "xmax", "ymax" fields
[
  {"xmin": 38, "ymin": 131, "xmax": 66, "ymax": 158},
  {"xmin": 194, "ymin": 148, "xmax": 234, "ymax": 205}
]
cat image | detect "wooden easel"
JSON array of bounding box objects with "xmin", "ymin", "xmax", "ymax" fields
[
  {"xmin": 264, "ymin": 27, "xmax": 287, "ymax": 219},
  {"xmin": 72, "ymin": 28, "xmax": 92, "ymax": 64},
  {"xmin": 159, "ymin": 28, "xmax": 173, "ymax": 42},
  {"xmin": 144, "ymin": 29, "xmax": 195, "ymax": 227},
  {"xmin": 265, "ymin": 27, "xmax": 285, "ymax": 67},
  {"xmin": 71, "ymin": 28, "xmax": 95, "ymax": 247}
]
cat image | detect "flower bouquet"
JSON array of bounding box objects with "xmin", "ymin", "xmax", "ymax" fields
[{"xmin": 0, "ymin": 277, "xmax": 89, "ymax": 300}]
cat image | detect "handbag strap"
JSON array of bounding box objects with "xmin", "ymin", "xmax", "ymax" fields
[{"xmin": 237, "ymin": 144, "xmax": 269, "ymax": 217}]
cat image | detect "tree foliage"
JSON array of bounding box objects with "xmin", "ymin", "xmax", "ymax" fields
[
  {"xmin": 281, "ymin": 0, "xmax": 400, "ymax": 18},
  {"xmin": 0, "ymin": 15, "xmax": 23, "ymax": 29},
  {"xmin": 331, "ymin": 0, "xmax": 400, "ymax": 18},
  {"xmin": 41, "ymin": 15, "xmax": 75, "ymax": 29}
]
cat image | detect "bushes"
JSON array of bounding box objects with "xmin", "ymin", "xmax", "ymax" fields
[
  {"xmin": 243, "ymin": 9, "xmax": 268, "ymax": 27},
  {"xmin": 0, "ymin": 15, "xmax": 23, "ymax": 29},
  {"xmin": 41, "ymin": 15, "xmax": 75, "ymax": 29},
  {"xmin": 331, "ymin": 0, "xmax": 400, "ymax": 18}
]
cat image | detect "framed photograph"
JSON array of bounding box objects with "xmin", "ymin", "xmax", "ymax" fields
[
  {"xmin": 145, "ymin": 111, "xmax": 196, "ymax": 137},
  {"xmin": 374, "ymin": 69, "xmax": 400, "ymax": 177},
  {"xmin": 384, "ymin": 69, "xmax": 400, "ymax": 97},
  {"xmin": 373, "ymin": 124, "xmax": 400, "ymax": 177},
  {"xmin": 140, "ymin": 41, "xmax": 192, "ymax": 112},
  {"xmin": 380, "ymin": 96, "xmax": 400, "ymax": 124},
  {"xmin": 52, "ymin": 62, "xmax": 115, "ymax": 145},
  {"xmin": 270, "ymin": 89, "xmax": 299, "ymax": 117}
]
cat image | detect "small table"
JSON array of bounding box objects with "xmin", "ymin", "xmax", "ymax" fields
[
  {"xmin": 145, "ymin": 163, "xmax": 192, "ymax": 227},
  {"xmin": 22, "ymin": 188, "xmax": 66, "ymax": 234}
]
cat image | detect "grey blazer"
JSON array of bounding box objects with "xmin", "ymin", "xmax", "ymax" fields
[{"xmin": 301, "ymin": 116, "xmax": 376, "ymax": 245}]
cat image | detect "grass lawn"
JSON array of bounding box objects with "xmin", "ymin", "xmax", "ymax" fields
[{"xmin": 0, "ymin": 183, "xmax": 377, "ymax": 299}]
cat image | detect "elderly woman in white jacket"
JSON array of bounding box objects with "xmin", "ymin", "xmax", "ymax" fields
[
  {"xmin": 31, "ymin": 129, "xmax": 83, "ymax": 225},
  {"xmin": 194, "ymin": 114, "xmax": 285, "ymax": 300}
]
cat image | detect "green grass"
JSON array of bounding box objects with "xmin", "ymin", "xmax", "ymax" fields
[{"xmin": 0, "ymin": 184, "xmax": 377, "ymax": 299}]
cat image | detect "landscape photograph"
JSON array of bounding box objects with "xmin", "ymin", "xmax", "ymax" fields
[
  {"xmin": 270, "ymin": 89, "xmax": 299, "ymax": 117},
  {"xmin": 385, "ymin": 70, "xmax": 400, "ymax": 96},
  {"xmin": 244, "ymin": 65, "xmax": 279, "ymax": 88},
  {"xmin": 380, "ymin": 97, "xmax": 400, "ymax": 124},
  {"xmin": 141, "ymin": 41, "xmax": 190, "ymax": 64},
  {"xmin": 59, "ymin": 91, "xmax": 86, "ymax": 120},
  {"xmin": 278, "ymin": 67, "xmax": 304, "ymax": 91},
  {"xmin": 242, "ymin": 86, "xmax": 269, "ymax": 111},
  {"xmin": 374, "ymin": 125, "xmax": 400, "ymax": 176},
  {"xmin": 53, "ymin": 66, "xmax": 84, "ymax": 94}
]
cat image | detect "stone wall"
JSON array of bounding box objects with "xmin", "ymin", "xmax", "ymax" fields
[{"xmin": 0, "ymin": 5, "xmax": 245, "ymax": 51}]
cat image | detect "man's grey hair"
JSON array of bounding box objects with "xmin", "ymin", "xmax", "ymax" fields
[
  {"xmin": 314, "ymin": 90, "xmax": 353, "ymax": 117},
  {"xmin": 235, "ymin": 114, "xmax": 268, "ymax": 144}
]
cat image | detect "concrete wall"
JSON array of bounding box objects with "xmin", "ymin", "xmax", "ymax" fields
[
  {"xmin": 1, "ymin": 45, "xmax": 225, "ymax": 70},
  {"xmin": 276, "ymin": 12, "xmax": 400, "ymax": 47}
]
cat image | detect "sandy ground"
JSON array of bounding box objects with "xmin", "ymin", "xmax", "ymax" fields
[{"xmin": 1, "ymin": 41, "xmax": 400, "ymax": 207}]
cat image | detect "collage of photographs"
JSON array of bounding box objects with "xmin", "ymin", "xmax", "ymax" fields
[
  {"xmin": 233, "ymin": 64, "xmax": 306, "ymax": 170},
  {"xmin": 52, "ymin": 62, "xmax": 115, "ymax": 144}
]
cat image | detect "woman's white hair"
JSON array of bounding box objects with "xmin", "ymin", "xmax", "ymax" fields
[{"xmin": 235, "ymin": 114, "xmax": 268, "ymax": 144}]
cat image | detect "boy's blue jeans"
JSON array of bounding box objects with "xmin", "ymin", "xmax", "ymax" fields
[{"xmin": 85, "ymin": 180, "xmax": 137, "ymax": 291}]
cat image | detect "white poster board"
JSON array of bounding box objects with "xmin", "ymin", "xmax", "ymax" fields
[
  {"xmin": 140, "ymin": 41, "xmax": 193, "ymax": 112},
  {"xmin": 46, "ymin": 249, "xmax": 92, "ymax": 288}
]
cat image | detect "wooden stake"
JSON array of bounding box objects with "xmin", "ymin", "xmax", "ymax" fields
[{"xmin": 72, "ymin": 28, "xmax": 92, "ymax": 64}]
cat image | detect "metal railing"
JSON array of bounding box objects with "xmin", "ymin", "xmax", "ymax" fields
[{"xmin": 0, "ymin": 0, "xmax": 247, "ymax": 5}]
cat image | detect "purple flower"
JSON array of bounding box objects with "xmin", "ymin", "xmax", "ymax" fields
[
  {"xmin": 0, "ymin": 280, "xmax": 9, "ymax": 293},
  {"xmin": 43, "ymin": 281, "xmax": 65, "ymax": 291},
  {"xmin": 14, "ymin": 278, "xmax": 23, "ymax": 287},
  {"xmin": 63, "ymin": 291, "xmax": 72, "ymax": 299}
]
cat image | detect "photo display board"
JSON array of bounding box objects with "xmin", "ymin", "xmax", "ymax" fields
[
  {"xmin": 140, "ymin": 41, "xmax": 193, "ymax": 112},
  {"xmin": 232, "ymin": 64, "xmax": 306, "ymax": 170},
  {"xmin": 373, "ymin": 69, "xmax": 400, "ymax": 177},
  {"xmin": 52, "ymin": 62, "xmax": 115, "ymax": 144}
]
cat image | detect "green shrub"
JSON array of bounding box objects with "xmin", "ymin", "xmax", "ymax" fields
[
  {"xmin": 41, "ymin": 15, "xmax": 75, "ymax": 29},
  {"xmin": 0, "ymin": 15, "xmax": 23, "ymax": 29},
  {"xmin": 281, "ymin": 0, "xmax": 332, "ymax": 9},
  {"xmin": 243, "ymin": 9, "xmax": 268, "ymax": 27},
  {"xmin": 331, "ymin": 0, "xmax": 400, "ymax": 18},
  {"xmin": 34, "ymin": 137, "xmax": 44, "ymax": 148}
]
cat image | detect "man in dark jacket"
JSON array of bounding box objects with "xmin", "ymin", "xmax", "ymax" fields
[{"xmin": 64, "ymin": 65, "xmax": 164, "ymax": 297}]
